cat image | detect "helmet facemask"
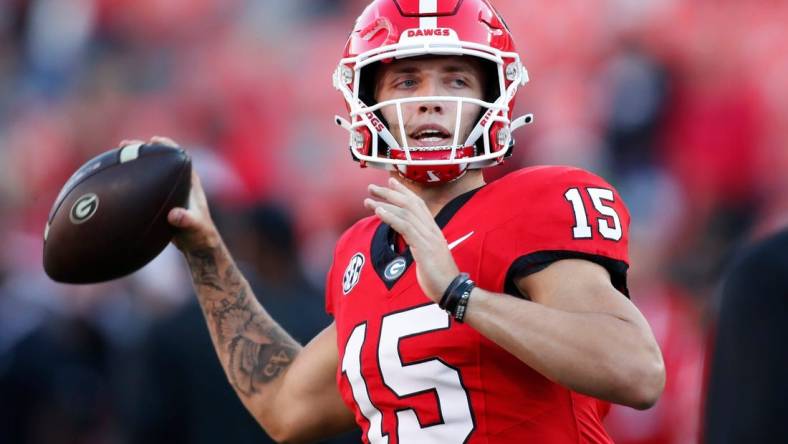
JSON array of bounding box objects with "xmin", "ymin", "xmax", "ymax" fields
[{"xmin": 334, "ymin": 2, "xmax": 533, "ymax": 184}]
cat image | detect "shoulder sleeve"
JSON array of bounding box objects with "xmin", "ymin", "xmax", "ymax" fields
[
  {"xmin": 324, "ymin": 226, "xmax": 351, "ymax": 317},
  {"xmin": 500, "ymin": 166, "xmax": 631, "ymax": 296},
  {"xmin": 324, "ymin": 217, "xmax": 376, "ymax": 316}
]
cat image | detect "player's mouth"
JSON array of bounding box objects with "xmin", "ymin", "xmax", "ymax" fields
[{"xmin": 407, "ymin": 124, "xmax": 452, "ymax": 148}]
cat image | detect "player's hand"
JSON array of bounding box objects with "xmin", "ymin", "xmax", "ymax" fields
[
  {"xmin": 365, "ymin": 177, "xmax": 459, "ymax": 302},
  {"xmin": 118, "ymin": 136, "xmax": 221, "ymax": 253},
  {"xmin": 168, "ymin": 168, "xmax": 221, "ymax": 253}
]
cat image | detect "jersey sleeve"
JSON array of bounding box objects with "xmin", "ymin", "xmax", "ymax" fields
[
  {"xmin": 499, "ymin": 167, "xmax": 631, "ymax": 296},
  {"xmin": 325, "ymin": 225, "xmax": 353, "ymax": 317},
  {"xmin": 324, "ymin": 218, "xmax": 371, "ymax": 316}
]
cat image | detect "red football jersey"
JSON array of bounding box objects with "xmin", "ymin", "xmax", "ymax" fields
[{"xmin": 326, "ymin": 166, "xmax": 631, "ymax": 443}]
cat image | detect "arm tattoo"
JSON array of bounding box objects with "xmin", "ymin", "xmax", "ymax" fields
[
  {"xmin": 186, "ymin": 246, "xmax": 300, "ymax": 397},
  {"xmin": 186, "ymin": 249, "xmax": 224, "ymax": 291}
]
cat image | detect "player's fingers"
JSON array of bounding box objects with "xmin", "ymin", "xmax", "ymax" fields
[
  {"xmin": 168, "ymin": 204, "xmax": 210, "ymax": 231},
  {"xmin": 369, "ymin": 184, "xmax": 433, "ymax": 226},
  {"xmin": 370, "ymin": 184, "xmax": 448, "ymax": 246},
  {"xmin": 189, "ymin": 170, "xmax": 205, "ymax": 199},
  {"xmin": 368, "ymin": 184, "xmax": 413, "ymax": 213},
  {"xmin": 366, "ymin": 198, "xmax": 409, "ymax": 228},
  {"xmin": 373, "ymin": 204, "xmax": 427, "ymax": 247},
  {"xmin": 366, "ymin": 198, "xmax": 432, "ymax": 246},
  {"xmin": 389, "ymin": 177, "xmax": 433, "ymax": 214},
  {"xmin": 389, "ymin": 177, "xmax": 419, "ymax": 199},
  {"xmin": 364, "ymin": 197, "xmax": 399, "ymax": 216},
  {"xmin": 364, "ymin": 198, "xmax": 446, "ymax": 244},
  {"xmin": 365, "ymin": 198, "xmax": 422, "ymax": 228},
  {"xmin": 191, "ymin": 170, "xmax": 205, "ymax": 193},
  {"xmin": 177, "ymin": 170, "xmax": 209, "ymax": 215},
  {"xmin": 168, "ymin": 207, "xmax": 193, "ymax": 228},
  {"xmin": 368, "ymin": 199, "xmax": 454, "ymax": 289},
  {"xmin": 118, "ymin": 139, "xmax": 144, "ymax": 148},
  {"xmin": 150, "ymin": 136, "xmax": 179, "ymax": 147},
  {"xmin": 167, "ymin": 207, "xmax": 214, "ymax": 253}
]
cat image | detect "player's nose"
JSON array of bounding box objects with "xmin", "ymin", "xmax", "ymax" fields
[
  {"xmin": 418, "ymin": 101, "xmax": 444, "ymax": 114},
  {"xmin": 419, "ymin": 79, "xmax": 446, "ymax": 114},
  {"xmin": 415, "ymin": 78, "xmax": 445, "ymax": 114}
]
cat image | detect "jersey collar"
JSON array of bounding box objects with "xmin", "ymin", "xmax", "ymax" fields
[{"xmin": 370, "ymin": 185, "xmax": 484, "ymax": 290}]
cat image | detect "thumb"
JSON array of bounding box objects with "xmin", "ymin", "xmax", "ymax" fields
[{"xmin": 168, "ymin": 207, "xmax": 195, "ymax": 229}]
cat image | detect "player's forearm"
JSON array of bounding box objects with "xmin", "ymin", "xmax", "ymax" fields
[
  {"xmin": 464, "ymin": 288, "xmax": 664, "ymax": 409},
  {"xmin": 183, "ymin": 241, "xmax": 302, "ymax": 427}
]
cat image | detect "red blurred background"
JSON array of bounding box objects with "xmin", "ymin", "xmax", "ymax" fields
[{"xmin": 1, "ymin": 1, "xmax": 786, "ymax": 443}]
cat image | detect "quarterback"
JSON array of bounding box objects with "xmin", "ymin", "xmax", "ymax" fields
[{"xmin": 161, "ymin": 0, "xmax": 665, "ymax": 442}]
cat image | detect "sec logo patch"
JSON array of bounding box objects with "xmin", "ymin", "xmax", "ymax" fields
[{"xmin": 343, "ymin": 253, "xmax": 365, "ymax": 295}]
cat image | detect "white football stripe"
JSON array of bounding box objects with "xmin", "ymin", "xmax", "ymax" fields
[
  {"xmin": 420, "ymin": 0, "xmax": 437, "ymax": 28},
  {"xmin": 119, "ymin": 143, "xmax": 142, "ymax": 163}
]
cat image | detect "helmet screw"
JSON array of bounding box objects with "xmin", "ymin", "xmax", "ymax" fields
[
  {"xmin": 497, "ymin": 127, "xmax": 510, "ymax": 147},
  {"xmin": 341, "ymin": 65, "xmax": 354, "ymax": 84},
  {"xmin": 352, "ymin": 131, "xmax": 365, "ymax": 149},
  {"xmin": 505, "ymin": 63, "xmax": 519, "ymax": 82}
]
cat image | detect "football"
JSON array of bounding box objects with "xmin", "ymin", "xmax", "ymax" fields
[{"xmin": 43, "ymin": 143, "xmax": 191, "ymax": 284}]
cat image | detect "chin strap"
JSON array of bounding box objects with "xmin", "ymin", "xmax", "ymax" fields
[{"xmin": 510, "ymin": 113, "xmax": 534, "ymax": 132}]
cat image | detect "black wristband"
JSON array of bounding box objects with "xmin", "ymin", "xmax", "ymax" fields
[
  {"xmin": 439, "ymin": 273, "xmax": 470, "ymax": 310},
  {"xmin": 439, "ymin": 273, "xmax": 475, "ymax": 322},
  {"xmin": 452, "ymin": 280, "xmax": 474, "ymax": 323}
]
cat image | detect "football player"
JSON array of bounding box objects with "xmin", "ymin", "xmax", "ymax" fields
[{"xmin": 161, "ymin": 0, "xmax": 665, "ymax": 442}]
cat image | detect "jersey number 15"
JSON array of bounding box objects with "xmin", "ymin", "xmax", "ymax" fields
[
  {"xmin": 342, "ymin": 304, "xmax": 474, "ymax": 443},
  {"xmin": 564, "ymin": 187, "xmax": 622, "ymax": 241}
]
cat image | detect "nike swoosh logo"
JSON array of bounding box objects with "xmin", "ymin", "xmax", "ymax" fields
[{"xmin": 448, "ymin": 231, "xmax": 474, "ymax": 250}]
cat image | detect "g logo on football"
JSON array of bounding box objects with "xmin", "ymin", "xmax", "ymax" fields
[
  {"xmin": 343, "ymin": 253, "xmax": 365, "ymax": 295},
  {"xmin": 70, "ymin": 193, "xmax": 99, "ymax": 224}
]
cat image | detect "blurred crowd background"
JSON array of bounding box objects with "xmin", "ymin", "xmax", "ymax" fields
[{"xmin": 1, "ymin": 0, "xmax": 787, "ymax": 443}]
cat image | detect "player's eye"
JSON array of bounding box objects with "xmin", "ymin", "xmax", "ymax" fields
[
  {"xmin": 395, "ymin": 78, "xmax": 418, "ymax": 89},
  {"xmin": 448, "ymin": 77, "xmax": 470, "ymax": 88}
]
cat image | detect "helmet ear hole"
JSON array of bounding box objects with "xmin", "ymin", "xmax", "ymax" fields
[
  {"xmin": 471, "ymin": 58, "xmax": 502, "ymax": 156},
  {"xmin": 358, "ymin": 62, "xmax": 382, "ymax": 106},
  {"xmin": 480, "ymin": 59, "xmax": 500, "ymax": 103},
  {"xmin": 358, "ymin": 62, "xmax": 391, "ymax": 152}
]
